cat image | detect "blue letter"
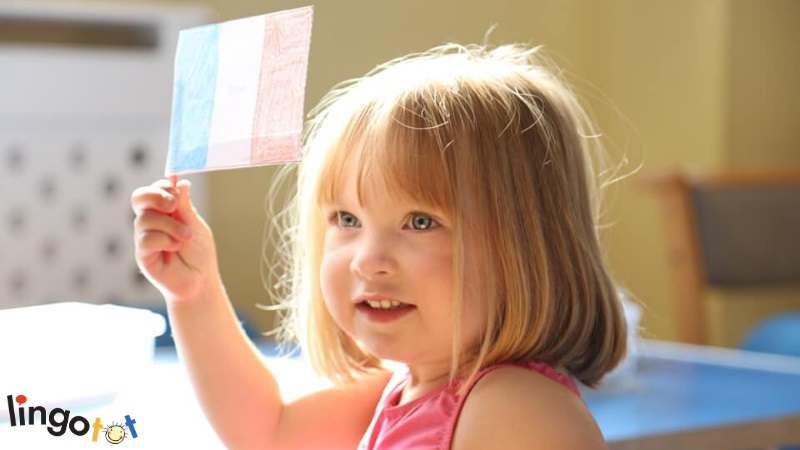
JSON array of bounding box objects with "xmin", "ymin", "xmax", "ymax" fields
[{"xmin": 124, "ymin": 415, "xmax": 138, "ymax": 439}]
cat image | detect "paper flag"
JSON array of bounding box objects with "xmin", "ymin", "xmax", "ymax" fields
[{"xmin": 165, "ymin": 6, "xmax": 313, "ymax": 175}]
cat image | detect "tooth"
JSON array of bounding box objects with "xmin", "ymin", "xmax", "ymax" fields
[{"xmin": 363, "ymin": 299, "xmax": 405, "ymax": 310}]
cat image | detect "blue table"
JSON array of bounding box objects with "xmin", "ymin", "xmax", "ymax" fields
[
  {"xmin": 3, "ymin": 339, "xmax": 797, "ymax": 449},
  {"xmin": 584, "ymin": 340, "xmax": 800, "ymax": 449}
]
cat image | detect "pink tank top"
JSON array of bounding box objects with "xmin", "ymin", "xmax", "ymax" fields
[{"xmin": 357, "ymin": 361, "xmax": 580, "ymax": 450}]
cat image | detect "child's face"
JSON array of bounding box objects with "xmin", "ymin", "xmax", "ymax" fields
[{"xmin": 319, "ymin": 156, "xmax": 487, "ymax": 370}]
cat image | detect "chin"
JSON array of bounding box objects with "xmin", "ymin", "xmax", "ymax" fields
[{"xmin": 354, "ymin": 341, "xmax": 409, "ymax": 364}]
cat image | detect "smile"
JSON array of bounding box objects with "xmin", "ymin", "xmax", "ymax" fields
[{"xmin": 363, "ymin": 299, "xmax": 405, "ymax": 310}]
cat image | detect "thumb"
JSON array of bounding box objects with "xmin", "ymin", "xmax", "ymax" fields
[{"xmin": 174, "ymin": 179, "xmax": 204, "ymax": 229}]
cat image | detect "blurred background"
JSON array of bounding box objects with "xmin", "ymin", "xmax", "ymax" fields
[{"xmin": 1, "ymin": 0, "xmax": 798, "ymax": 349}]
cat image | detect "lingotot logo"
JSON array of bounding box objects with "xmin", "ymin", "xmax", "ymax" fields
[{"xmin": 6, "ymin": 394, "xmax": 139, "ymax": 444}]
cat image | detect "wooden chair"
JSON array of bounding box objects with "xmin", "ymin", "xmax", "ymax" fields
[{"xmin": 643, "ymin": 168, "xmax": 800, "ymax": 347}]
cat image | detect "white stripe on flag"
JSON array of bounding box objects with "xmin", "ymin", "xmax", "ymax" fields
[{"xmin": 206, "ymin": 15, "xmax": 267, "ymax": 169}]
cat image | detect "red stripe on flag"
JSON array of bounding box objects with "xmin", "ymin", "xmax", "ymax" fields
[{"xmin": 251, "ymin": 7, "xmax": 312, "ymax": 165}]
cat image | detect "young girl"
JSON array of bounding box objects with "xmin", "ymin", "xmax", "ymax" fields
[{"xmin": 132, "ymin": 43, "xmax": 626, "ymax": 449}]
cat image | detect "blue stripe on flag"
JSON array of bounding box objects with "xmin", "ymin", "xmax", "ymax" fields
[{"xmin": 166, "ymin": 24, "xmax": 220, "ymax": 175}]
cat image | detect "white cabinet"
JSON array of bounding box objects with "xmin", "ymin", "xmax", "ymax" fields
[{"xmin": 0, "ymin": 2, "xmax": 211, "ymax": 308}]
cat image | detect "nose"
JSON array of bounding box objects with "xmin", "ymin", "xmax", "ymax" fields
[{"xmin": 350, "ymin": 231, "xmax": 397, "ymax": 279}]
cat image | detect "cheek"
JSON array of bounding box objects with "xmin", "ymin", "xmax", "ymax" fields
[
  {"xmin": 319, "ymin": 253, "xmax": 337, "ymax": 297},
  {"xmin": 319, "ymin": 255, "xmax": 342, "ymax": 325},
  {"xmin": 319, "ymin": 245, "xmax": 350, "ymax": 300},
  {"xmin": 319, "ymin": 247, "xmax": 357, "ymax": 334},
  {"xmin": 415, "ymin": 239, "xmax": 453, "ymax": 275}
]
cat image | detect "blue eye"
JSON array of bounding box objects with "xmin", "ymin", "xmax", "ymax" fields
[
  {"xmin": 335, "ymin": 211, "xmax": 359, "ymax": 228},
  {"xmin": 408, "ymin": 213, "xmax": 436, "ymax": 231}
]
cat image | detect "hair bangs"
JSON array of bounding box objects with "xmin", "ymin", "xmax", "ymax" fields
[{"xmin": 315, "ymin": 94, "xmax": 458, "ymax": 216}]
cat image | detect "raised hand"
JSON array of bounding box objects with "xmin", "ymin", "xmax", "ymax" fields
[{"xmin": 131, "ymin": 179, "xmax": 220, "ymax": 304}]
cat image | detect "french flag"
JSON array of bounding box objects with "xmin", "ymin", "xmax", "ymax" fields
[{"xmin": 166, "ymin": 6, "xmax": 313, "ymax": 175}]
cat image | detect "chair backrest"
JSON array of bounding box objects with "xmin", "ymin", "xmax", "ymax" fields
[
  {"xmin": 643, "ymin": 168, "xmax": 800, "ymax": 345},
  {"xmin": 739, "ymin": 312, "xmax": 800, "ymax": 357}
]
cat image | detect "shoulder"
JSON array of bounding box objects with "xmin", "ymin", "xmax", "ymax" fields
[{"xmin": 451, "ymin": 365, "xmax": 607, "ymax": 450}]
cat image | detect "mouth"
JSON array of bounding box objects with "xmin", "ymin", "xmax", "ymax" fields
[
  {"xmin": 354, "ymin": 294, "xmax": 416, "ymax": 322},
  {"xmin": 362, "ymin": 299, "xmax": 408, "ymax": 310},
  {"xmin": 355, "ymin": 298, "xmax": 416, "ymax": 323}
]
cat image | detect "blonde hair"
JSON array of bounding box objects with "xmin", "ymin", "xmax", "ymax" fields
[{"xmin": 273, "ymin": 43, "xmax": 626, "ymax": 387}]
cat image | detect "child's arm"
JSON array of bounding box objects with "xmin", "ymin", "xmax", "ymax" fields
[
  {"xmin": 132, "ymin": 179, "xmax": 390, "ymax": 450},
  {"xmin": 451, "ymin": 367, "xmax": 607, "ymax": 450},
  {"xmin": 167, "ymin": 295, "xmax": 390, "ymax": 450}
]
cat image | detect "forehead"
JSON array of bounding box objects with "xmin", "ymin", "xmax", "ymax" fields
[
  {"xmin": 315, "ymin": 105, "xmax": 457, "ymax": 213},
  {"xmin": 307, "ymin": 55, "xmax": 532, "ymax": 223}
]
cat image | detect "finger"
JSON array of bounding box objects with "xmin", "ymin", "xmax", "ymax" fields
[
  {"xmin": 174, "ymin": 179, "xmax": 203, "ymax": 227},
  {"xmin": 134, "ymin": 229, "xmax": 183, "ymax": 256},
  {"xmin": 131, "ymin": 184, "xmax": 179, "ymax": 216},
  {"xmin": 134, "ymin": 209, "xmax": 192, "ymax": 243}
]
